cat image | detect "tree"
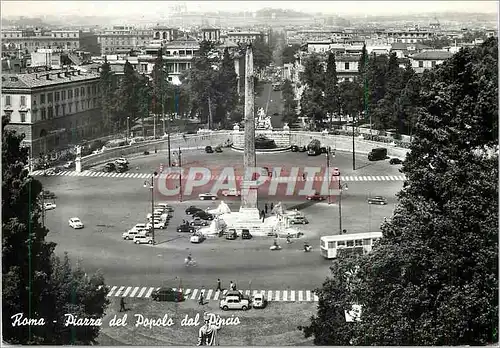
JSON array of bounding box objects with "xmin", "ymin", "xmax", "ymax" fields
[
  {"xmin": 282, "ymin": 44, "xmax": 301, "ymax": 64},
  {"xmin": 252, "ymin": 37, "xmax": 272, "ymax": 71},
  {"xmin": 151, "ymin": 49, "xmax": 172, "ymax": 117},
  {"xmin": 301, "ymin": 38, "xmax": 499, "ymax": 346},
  {"xmin": 324, "ymin": 53, "xmax": 339, "ymax": 126},
  {"xmin": 215, "ymin": 47, "xmax": 239, "ymax": 128},
  {"xmin": 113, "ymin": 60, "xmax": 139, "ymax": 133},
  {"xmin": 300, "ymin": 53, "xmax": 326, "ymax": 129},
  {"xmin": 365, "ymin": 53, "xmax": 388, "ymax": 129},
  {"xmin": 300, "ymin": 53, "xmax": 325, "ymax": 90},
  {"xmin": 281, "ymin": 79, "xmax": 298, "ymax": 125},
  {"xmin": 338, "ymin": 80, "xmax": 362, "ymax": 122},
  {"xmin": 99, "ymin": 58, "xmax": 115, "ymax": 133},
  {"xmin": 2, "ymin": 117, "xmax": 109, "ymax": 344},
  {"xmin": 136, "ymin": 74, "xmax": 152, "ymax": 137},
  {"xmin": 377, "ymin": 52, "xmax": 403, "ymax": 130}
]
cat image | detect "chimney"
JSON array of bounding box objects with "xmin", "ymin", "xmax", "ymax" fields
[{"xmin": 46, "ymin": 74, "xmax": 50, "ymax": 80}]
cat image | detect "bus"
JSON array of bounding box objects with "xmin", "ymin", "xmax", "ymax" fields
[
  {"xmin": 272, "ymin": 82, "xmax": 282, "ymax": 91},
  {"xmin": 320, "ymin": 232, "xmax": 383, "ymax": 259},
  {"xmin": 307, "ymin": 139, "xmax": 321, "ymax": 156}
]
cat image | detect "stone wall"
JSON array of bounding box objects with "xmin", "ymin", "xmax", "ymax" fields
[{"xmin": 232, "ymin": 130, "xmax": 291, "ymax": 148}]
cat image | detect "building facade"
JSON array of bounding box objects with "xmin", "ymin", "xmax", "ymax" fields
[
  {"xmin": 225, "ymin": 31, "xmax": 264, "ymax": 44},
  {"xmin": 164, "ymin": 38, "xmax": 200, "ymax": 85},
  {"xmin": 200, "ymin": 27, "xmax": 221, "ymax": 42},
  {"xmin": 410, "ymin": 51, "xmax": 453, "ymax": 73},
  {"xmin": 2, "ymin": 69, "xmax": 102, "ymax": 157},
  {"xmin": 96, "ymin": 26, "xmax": 153, "ymax": 55}
]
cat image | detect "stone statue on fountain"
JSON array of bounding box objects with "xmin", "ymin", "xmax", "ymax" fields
[{"xmin": 255, "ymin": 107, "xmax": 273, "ymax": 130}]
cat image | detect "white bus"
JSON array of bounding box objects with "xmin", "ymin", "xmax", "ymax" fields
[{"xmin": 320, "ymin": 232, "xmax": 383, "ymax": 259}]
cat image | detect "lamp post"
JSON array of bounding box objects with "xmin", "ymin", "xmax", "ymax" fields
[
  {"xmin": 352, "ymin": 113, "xmax": 356, "ymax": 170},
  {"xmin": 325, "ymin": 146, "xmax": 335, "ymax": 205},
  {"xmin": 144, "ymin": 171, "xmax": 158, "ymax": 245},
  {"xmin": 126, "ymin": 116, "xmax": 130, "ymax": 144},
  {"xmin": 338, "ymin": 183, "xmax": 348, "ymax": 235},
  {"xmin": 173, "ymin": 147, "xmax": 182, "ymax": 202}
]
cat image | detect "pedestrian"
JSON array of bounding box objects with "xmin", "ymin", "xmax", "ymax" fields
[
  {"xmin": 230, "ymin": 281, "xmax": 236, "ymax": 291},
  {"xmin": 270, "ymin": 202, "xmax": 274, "ymax": 212},
  {"xmin": 264, "ymin": 203, "xmax": 268, "ymax": 214},
  {"xmin": 261, "ymin": 210, "xmax": 265, "ymax": 222},
  {"xmin": 216, "ymin": 278, "xmax": 222, "ymax": 292},
  {"xmin": 199, "ymin": 290, "xmax": 205, "ymax": 305},
  {"xmin": 119, "ymin": 297, "xmax": 126, "ymax": 312},
  {"xmin": 302, "ymin": 173, "xmax": 306, "ymax": 181}
]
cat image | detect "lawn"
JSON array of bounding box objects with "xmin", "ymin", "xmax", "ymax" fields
[{"xmin": 98, "ymin": 297, "xmax": 316, "ymax": 346}]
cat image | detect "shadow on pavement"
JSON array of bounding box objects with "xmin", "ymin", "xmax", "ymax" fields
[
  {"xmin": 354, "ymin": 162, "xmax": 374, "ymax": 170},
  {"xmin": 155, "ymin": 236, "xmax": 186, "ymax": 244}
]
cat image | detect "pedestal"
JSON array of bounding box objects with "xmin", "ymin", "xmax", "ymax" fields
[{"xmin": 75, "ymin": 158, "xmax": 82, "ymax": 173}]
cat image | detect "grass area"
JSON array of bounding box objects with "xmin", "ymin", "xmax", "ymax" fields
[{"xmin": 98, "ymin": 297, "xmax": 316, "ymax": 346}]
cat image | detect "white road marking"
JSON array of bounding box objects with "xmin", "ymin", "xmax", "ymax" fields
[
  {"xmin": 306, "ymin": 291, "xmax": 312, "ymax": 301},
  {"xmin": 130, "ymin": 287, "xmax": 139, "ymax": 297},
  {"xmin": 206, "ymin": 289, "xmax": 213, "ymax": 300},
  {"xmin": 122, "ymin": 286, "xmax": 132, "ymax": 297},
  {"xmin": 245, "ymin": 290, "xmax": 250, "ymax": 296},
  {"xmin": 107, "ymin": 286, "xmax": 117, "ymax": 297},
  {"xmin": 144, "ymin": 287, "xmax": 155, "ymax": 298},
  {"xmin": 190, "ymin": 289, "xmax": 199, "ymax": 300},
  {"xmin": 114, "ymin": 286, "xmax": 125, "ymax": 297},
  {"xmin": 275, "ymin": 290, "xmax": 280, "ymax": 301},
  {"xmin": 185, "ymin": 288, "xmax": 192, "ymax": 296},
  {"xmin": 252, "ymin": 290, "xmax": 258, "ymax": 297},
  {"xmin": 282, "ymin": 290, "xmax": 288, "ymax": 301},
  {"xmin": 313, "ymin": 292, "xmax": 319, "ymax": 301},
  {"xmin": 137, "ymin": 287, "xmax": 147, "ymax": 298},
  {"xmin": 389, "ymin": 175, "xmax": 396, "ymax": 180},
  {"xmin": 375, "ymin": 176, "xmax": 382, "ymax": 180},
  {"xmin": 398, "ymin": 175, "xmax": 405, "ymax": 180},
  {"xmin": 213, "ymin": 290, "xmax": 220, "ymax": 301},
  {"xmin": 352, "ymin": 176, "xmax": 359, "ymax": 181},
  {"xmin": 298, "ymin": 290, "xmax": 304, "ymax": 302},
  {"xmin": 290, "ymin": 290, "xmax": 295, "ymax": 301},
  {"xmin": 267, "ymin": 290, "xmax": 273, "ymax": 301}
]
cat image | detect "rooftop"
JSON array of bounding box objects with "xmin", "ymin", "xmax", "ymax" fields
[
  {"xmin": 411, "ymin": 50, "xmax": 453, "ymax": 60},
  {"xmin": 2, "ymin": 69, "xmax": 99, "ymax": 89}
]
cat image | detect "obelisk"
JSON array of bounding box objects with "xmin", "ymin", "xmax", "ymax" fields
[{"xmin": 240, "ymin": 44, "xmax": 258, "ymax": 211}]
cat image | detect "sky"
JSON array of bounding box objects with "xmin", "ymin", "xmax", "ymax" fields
[{"xmin": 1, "ymin": 1, "xmax": 498, "ymax": 18}]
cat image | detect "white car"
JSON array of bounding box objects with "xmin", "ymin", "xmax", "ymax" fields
[
  {"xmin": 122, "ymin": 229, "xmax": 148, "ymax": 240},
  {"xmin": 199, "ymin": 193, "xmax": 217, "ymax": 200},
  {"xmin": 190, "ymin": 233, "xmax": 206, "ymax": 244},
  {"xmin": 134, "ymin": 234, "xmax": 153, "ymax": 244},
  {"xmin": 331, "ymin": 167, "xmax": 340, "ymax": 176},
  {"xmin": 43, "ymin": 202, "xmax": 56, "ymax": 210},
  {"xmin": 130, "ymin": 223, "xmax": 147, "ymax": 232},
  {"xmin": 115, "ymin": 158, "xmax": 128, "ymax": 165},
  {"xmin": 146, "ymin": 220, "xmax": 166, "ymax": 229},
  {"xmin": 222, "ymin": 189, "xmax": 241, "ymax": 197},
  {"xmin": 68, "ymin": 217, "xmax": 84, "ymax": 229},
  {"xmin": 63, "ymin": 161, "xmax": 74, "ymax": 169}
]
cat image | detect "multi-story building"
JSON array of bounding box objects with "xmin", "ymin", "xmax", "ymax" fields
[
  {"xmin": 386, "ymin": 30, "xmax": 435, "ymax": 43},
  {"xmin": 225, "ymin": 31, "xmax": 264, "ymax": 44},
  {"xmin": 1, "ymin": 68, "xmax": 101, "ymax": 157},
  {"xmin": 1, "ymin": 28, "xmax": 98, "ymax": 55},
  {"xmin": 200, "ymin": 27, "xmax": 221, "ymax": 42},
  {"xmin": 164, "ymin": 38, "xmax": 200, "ymax": 85},
  {"xmin": 96, "ymin": 26, "xmax": 153, "ymax": 55},
  {"xmin": 410, "ymin": 51, "xmax": 453, "ymax": 73}
]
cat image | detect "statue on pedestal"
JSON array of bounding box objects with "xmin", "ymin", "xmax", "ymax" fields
[{"xmin": 255, "ymin": 107, "xmax": 273, "ymax": 130}]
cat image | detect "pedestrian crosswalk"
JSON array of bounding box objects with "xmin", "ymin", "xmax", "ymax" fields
[
  {"xmin": 102, "ymin": 286, "xmax": 319, "ymax": 302},
  {"xmin": 31, "ymin": 169, "xmax": 406, "ymax": 182}
]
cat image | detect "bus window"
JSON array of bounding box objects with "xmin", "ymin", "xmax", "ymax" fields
[
  {"xmin": 321, "ymin": 240, "xmax": 326, "ymax": 247},
  {"xmin": 363, "ymin": 238, "xmax": 371, "ymax": 245},
  {"xmin": 338, "ymin": 241, "xmax": 346, "ymax": 247},
  {"xmin": 347, "ymin": 240, "xmax": 354, "ymax": 247},
  {"xmin": 355, "ymin": 239, "xmax": 363, "ymax": 247},
  {"xmin": 328, "ymin": 241, "xmax": 335, "ymax": 249}
]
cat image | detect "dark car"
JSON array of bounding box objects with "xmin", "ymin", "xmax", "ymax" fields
[
  {"xmin": 177, "ymin": 224, "xmax": 196, "ymax": 233},
  {"xmin": 103, "ymin": 162, "xmax": 116, "ymax": 172},
  {"xmin": 320, "ymin": 147, "xmax": 327, "ymax": 154},
  {"xmin": 367, "ymin": 196, "xmax": 388, "ymax": 205},
  {"xmin": 368, "ymin": 148, "xmax": 388, "ymax": 161},
  {"xmin": 291, "ymin": 145, "xmax": 299, "ymax": 152},
  {"xmin": 185, "ymin": 206, "xmax": 204, "ymax": 215},
  {"xmin": 298, "ymin": 146, "xmax": 307, "ymax": 152},
  {"xmin": 226, "ymin": 229, "xmax": 237, "ymax": 240},
  {"xmin": 193, "ymin": 211, "xmax": 215, "ymax": 221},
  {"xmin": 389, "ymin": 158, "xmax": 403, "ymax": 165},
  {"xmin": 42, "ymin": 190, "xmax": 57, "ymax": 199},
  {"xmin": 241, "ymin": 229, "xmax": 252, "ymax": 239},
  {"xmin": 151, "ymin": 287, "xmax": 185, "ymax": 302},
  {"xmin": 306, "ymin": 192, "xmax": 325, "ymax": 201},
  {"xmin": 190, "ymin": 218, "xmax": 210, "ymax": 227},
  {"xmin": 205, "ymin": 146, "xmax": 214, "ymax": 153},
  {"xmin": 214, "ymin": 146, "xmax": 223, "ymax": 153}
]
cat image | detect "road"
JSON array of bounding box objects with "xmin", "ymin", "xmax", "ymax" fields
[
  {"xmin": 255, "ymin": 83, "xmax": 284, "ymax": 128},
  {"xmin": 38, "ymin": 149, "xmax": 403, "ymax": 294}
]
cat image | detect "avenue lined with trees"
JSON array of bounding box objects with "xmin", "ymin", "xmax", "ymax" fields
[{"xmin": 301, "ymin": 37, "xmax": 498, "ymax": 346}]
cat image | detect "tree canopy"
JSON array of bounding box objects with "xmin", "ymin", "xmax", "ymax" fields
[
  {"xmin": 2, "ymin": 117, "xmax": 109, "ymax": 344},
  {"xmin": 301, "ymin": 37, "xmax": 498, "ymax": 346}
]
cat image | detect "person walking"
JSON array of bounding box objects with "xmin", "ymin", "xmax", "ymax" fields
[
  {"xmin": 119, "ymin": 297, "xmax": 126, "ymax": 312},
  {"xmin": 270, "ymin": 202, "xmax": 274, "ymax": 212},
  {"xmin": 216, "ymin": 279, "xmax": 222, "ymax": 292},
  {"xmin": 264, "ymin": 203, "xmax": 268, "ymax": 214},
  {"xmin": 261, "ymin": 210, "xmax": 265, "ymax": 222},
  {"xmin": 229, "ymin": 281, "xmax": 235, "ymax": 291},
  {"xmin": 199, "ymin": 290, "xmax": 205, "ymax": 305}
]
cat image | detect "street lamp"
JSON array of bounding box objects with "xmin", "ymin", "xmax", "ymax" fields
[
  {"xmin": 338, "ymin": 183, "xmax": 348, "ymax": 235},
  {"xmin": 173, "ymin": 147, "xmax": 182, "ymax": 202},
  {"xmin": 144, "ymin": 171, "xmax": 159, "ymax": 245},
  {"xmin": 325, "ymin": 146, "xmax": 335, "ymax": 204},
  {"xmin": 126, "ymin": 116, "xmax": 130, "ymax": 144},
  {"xmin": 352, "ymin": 113, "xmax": 356, "ymax": 171}
]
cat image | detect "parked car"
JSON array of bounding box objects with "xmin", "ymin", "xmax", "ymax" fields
[
  {"xmin": 190, "ymin": 218, "xmax": 210, "ymax": 227},
  {"xmin": 367, "ymin": 196, "xmax": 388, "ymax": 205},
  {"xmin": 289, "ymin": 215, "xmax": 309, "ymax": 225},
  {"xmin": 116, "ymin": 163, "xmax": 129, "ymax": 173},
  {"xmin": 199, "ymin": 193, "xmax": 217, "ymax": 200},
  {"xmin": 157, "ymin": 203, "xmax": 174, "ymax": 212},
  {"xmin": 214, "ymin": 146, "xmax": 223, "ymax": 153},
  {"xmin": 122, "ymin": 229, "xmax": 148, "ymax": 240},
  {"xmin": 103, "ymin": 162, "xmax": 116, "ymax": 172},
  {"xmin": 368, "ymin": 148, "xmax": 388, "ymax": 161},
  {"xmin": 331, "ymin": 167, "xmax": 340, "ymax": 176},
  {"xmin": 226, "ymin": 229, "xmax": 237, "ymax": 240},
  {"xmin": 43, "ymin": 202, "xmax": 57, "ymax": 210},
  {"xmin": 146, "ymin": 220, "xmax": 167, "ymax": 229},
  {"xmin": 222, "ymin": 189, "xmax": 241, "ymax": 197},
  {"xmin": 134, "ymin": 234, "xmax": 153, "ymax": 244},
  {"xmin": 299, "ymin": 146, "xmax": 307, "ymax": 152},
  {"xmin": 205, "ymin": 146, "xmax": 214, "ymax": 153},
  {"xmin": 68, "ymin": 217, "xmax": 84, "ymax": 229},
  {"xmin": 241, "ymin": 229, "xmax": 252, "ymax": 239},
  {"xmin": 42, "ymin": 190, "xmax": 57, "ymax": 199},
  {"xmin": 220, "ymin": 294, "xmax": 250, "ymax": 311},
  {"xmin": 306, "ymin": 192, "xmax": 325, "ymax": 201},
  {"xmin": 190, "ymin": 232, "xmax": 206, "ymax": 244},
  {"xmin": 63, "ymin": 161, "xmax": 74, "ymax": 169},
  {"xmin": 185, "ymin": 206, "xmax": 204, "ymax": 215},
  {"xmin": 291, "ymin": 145, "xmax": 299, "ymax": 152},
  {"xmin": 151, "ymin": 287, "xmax": 184, "ymax": 302},
  {"xmin": 252, "ymin": 292, "xmax": 267, "ymax": 309},
  {"xmin": 192, "ymin": 211, "xmax": 214, "ymax": 221},
  {"xmin": 390, "ymin": 158, "xmax": 403, "ymax": 165},
  {"xmin": 320, "ymin": 147, "xmax": 327, "ymax": 154},
  {"xmin": 177, "ymin": 224, "xmax": 196, "ymax": 233},
  {"xmin": 115, "ymin": 158, "xmax": 129, "ymax": 165}
]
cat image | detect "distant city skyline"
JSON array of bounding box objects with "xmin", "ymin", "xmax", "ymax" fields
[{"xmin": 1, "ymin": 1, "xmax": 498, "ymax": 18}]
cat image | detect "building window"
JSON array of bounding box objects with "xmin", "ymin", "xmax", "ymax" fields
[
  {"xmin": 55, "ymin": 105, "xmax": 59, "ymax": 117},
  {"xmin": 20, "ymin": 112, "xmax": 26, "ymax": 122},
  {"xmin": 75, "ymin": 101, "xmax": 79, "ymax": 112},
  {"xmin": 41, "ymin": 108, "xmax": 46, "ymax": 120},
  {"xmin": 87, "ymin": 100, "xmax": 91, "ymax": 108},
  {"xmin": 62, "ymin": 90, "xmax": 66, "ymax": 100},
  {"xmin": 431, "ymin": 61, "xmax": 437, "ymax": 67},
  {"xmin": 48, "ymin": 93, "xmax": 53, "ymax": 103},
  {"xmin": 418, "ymin": 61, "xmax": 424, "ymax": 68},
  {"xmin": 87, "ymin": 86, "xmax": 91, "ymax": 95},
  {"xmin": 344, "ymin": 62, "xmax": 350, "ymax": 70},
  {"xmin": 68, "ymin": 89, "xmax": 73, "ymax": 99},
  {"xmin": 5, "ymin": 95, "xmax": 11, "ymax": 106},
  {"xmin": 92, "ymin": 85, "xmax": 97, "ymax": 95},
  {"xmin": 68, "ymin": 103, "xmax": 73, "ymax": 113},
  {"xmin": 48, "ymin": 107, "xmax": 54, "ymax": 119},
  {"xmin": 81, "ymin": 87, "xmax": 85, "ymax": 96},
  {"xmin": 41, "ymin": 94, "xmax": 46, "ymax": 103},
  {"xmin": 75, "ymin": 88, "xmax": 80, "ymax": 97},
  {"xmin": 20, "ymin": 96, "xmax": 26, "ymax": 107},
  {"xmin": 55, "ymin": 92, "xmax": 60, "ymax": 101}
]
